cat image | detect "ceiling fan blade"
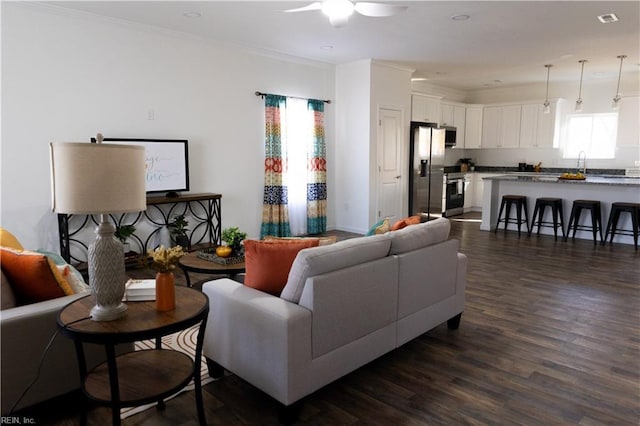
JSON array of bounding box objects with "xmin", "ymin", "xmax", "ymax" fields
[
  {"xmin": 354, "ymin": 2, "xmax": 408, "ymax": 17},
  {"xmin": 284, "ymin": 2, "xmax": 323, "ymax": 13}
]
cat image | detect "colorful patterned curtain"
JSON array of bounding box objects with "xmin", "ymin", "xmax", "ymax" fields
[
  {"xmin": 307, "ymin": 100, "xmax": 327, "ymax": 234},
  {"xmin": 260, "ymin": 95, "xmax": 291, "ymax": 238}
]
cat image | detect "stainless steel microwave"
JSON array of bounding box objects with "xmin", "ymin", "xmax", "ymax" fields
[{"xmin": 441, "ymin": 126, "xmax": 457, "ymax": 147}]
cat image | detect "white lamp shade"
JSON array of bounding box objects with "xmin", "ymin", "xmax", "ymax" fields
[{"xmin": 50, "ymin": 142, "xmax": 146, "ymax": 214}]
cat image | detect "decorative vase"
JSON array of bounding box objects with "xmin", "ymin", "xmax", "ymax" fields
[{"xmin": 155, "ymin": 271, "xmax": 175, "ymax": 311}]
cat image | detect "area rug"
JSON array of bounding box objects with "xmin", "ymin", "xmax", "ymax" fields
[{"xmin": 120, "ymin": 325, "xmax": 214, "ymax": 419}]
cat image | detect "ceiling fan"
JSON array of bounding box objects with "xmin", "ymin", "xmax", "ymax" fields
[{"xmin": 285, "ymin": 0, "xmax": 408, "ymax": 27}]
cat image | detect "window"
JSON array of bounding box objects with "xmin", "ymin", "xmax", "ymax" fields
[
  {"xmin": 282, "ymin": 97, "xmax": 312, "ymax": 235},
  {"xmin": 563, "ymin": 113, "xmax": 618, "ymax": 159}
]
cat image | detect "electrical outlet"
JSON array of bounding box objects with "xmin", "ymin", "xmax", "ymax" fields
[{"xmin": 147, "ymin": 109, "xmax": 155, "ymax": 120}]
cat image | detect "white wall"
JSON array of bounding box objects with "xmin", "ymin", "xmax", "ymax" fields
[
  {"xmin": 334, "ymin": 60, "xmax": 371, "ymax": 234},
  {"xmin": 370, "ymin": 62, "xmax": 413, "ymax": 223},
  {"xmin": 1, "ymin": 3, "xmax": 335, "ymax": 250}
]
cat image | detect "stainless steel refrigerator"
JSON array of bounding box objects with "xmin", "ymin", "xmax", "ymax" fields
[{"xmin": 408, "ymin": 122, "xmax": 445, "ymax": 219}]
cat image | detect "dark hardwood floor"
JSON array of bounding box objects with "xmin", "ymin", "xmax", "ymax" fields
[{"xmin": 16, "ymin": 213, "xmax": 640, "ymax": 425}]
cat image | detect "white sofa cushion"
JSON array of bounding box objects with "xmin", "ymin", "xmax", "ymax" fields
[
  {"xmin": 280, "ymin": 233, "xmax": 391, "ymax": 304},
  {"xmin": 389, "ymin": 217, "xmax": 451, "ymax": 255}
]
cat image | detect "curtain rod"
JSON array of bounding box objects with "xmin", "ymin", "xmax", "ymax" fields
[{"xmin": 255, "ymin": 91, "xmax": 331, "ymax": 104}]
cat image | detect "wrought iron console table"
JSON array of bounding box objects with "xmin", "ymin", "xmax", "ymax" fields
[{"xmin": 57, "ymin": 193, "xmax": 222, "ymax": 266}]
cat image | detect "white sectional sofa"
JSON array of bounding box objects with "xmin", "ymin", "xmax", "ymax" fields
[{"xmin": 202, "ymin": 217, "xmax": 467, "ymax": 415}]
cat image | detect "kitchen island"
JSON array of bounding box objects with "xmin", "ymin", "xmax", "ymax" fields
[{"xmin": 481, "ymin": 174, "xmax": 640, "ymax": 245}]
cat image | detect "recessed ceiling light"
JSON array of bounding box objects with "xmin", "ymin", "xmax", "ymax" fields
[
  {"xmin": 183, "ymin": 11, "xmax": 202, "ymax": 18},
  {"xmin": 411, "ymin": 78, "xmax": 429, "ymax": 81},
  {"xmin": 321, "ymin": 45, "xmax": 334, "ymax": 50},
  {"xmin": 597, "ymin": 13, "xmax": 618, "ymax": 23},
  {"xmin": 451, "ymin": 14, "xmax": 470, "ymax": 21}
]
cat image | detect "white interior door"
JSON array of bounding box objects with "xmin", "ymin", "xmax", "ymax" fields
[{"xmin": 377, "ymin": 107, "xmax": 404, "ymax": 223}]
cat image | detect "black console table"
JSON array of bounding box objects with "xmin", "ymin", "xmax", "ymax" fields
[{"xmin": 57, "ymin": 193, "xmax": 222, "ymax": 266}]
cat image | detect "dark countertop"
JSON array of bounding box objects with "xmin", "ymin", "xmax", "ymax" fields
[
  {"xmin": 483, "ymin": 174, "xmax": 640, "ymax": 187},
  {"xmin": 445, "ymin": 165, "xmax": 627, "ymax": 176}
]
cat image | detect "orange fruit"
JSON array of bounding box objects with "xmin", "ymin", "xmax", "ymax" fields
[{"xmin": 215, "ymin": 246, "xmax": 233, "ymax": 258}]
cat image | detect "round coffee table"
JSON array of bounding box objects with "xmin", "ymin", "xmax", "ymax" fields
[{"xmin": 178, "ymin": 251, "xmax": 246, "ymax": 288}]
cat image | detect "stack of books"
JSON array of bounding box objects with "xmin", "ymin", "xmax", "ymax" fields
[{"xmin": 123, "ymin": 279, "xmax": 156, "ymax": 301}]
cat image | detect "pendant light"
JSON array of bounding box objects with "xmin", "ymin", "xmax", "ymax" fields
[
  {"xmin": 612, "ymin": 54, "xmax": 627, "ymax": 110},
  {"xmin": 575, "ymin": 60, "xmax": 587, "ymax": 112},
  {"xmin": 543, "ymin": 64, "xmax": 553, "ymax": 114}
]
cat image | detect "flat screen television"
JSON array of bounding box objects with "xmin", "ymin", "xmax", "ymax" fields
[{"xmin": 97, "ymin": 138, "xmax": 190, "ymax": 196}]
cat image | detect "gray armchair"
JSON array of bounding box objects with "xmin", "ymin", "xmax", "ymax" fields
[{"xmin": 1, "ymin": 292, "xmax": 131, "ymax": 414}]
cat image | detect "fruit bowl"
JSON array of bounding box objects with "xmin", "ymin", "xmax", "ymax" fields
[{"xmin": 559, "ymin": 172, "xmax": 586, "ymax": 180}]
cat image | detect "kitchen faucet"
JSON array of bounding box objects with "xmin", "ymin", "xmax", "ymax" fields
[{"xmin": 577, "ymin": 151, "xmax": 587, "ymax": 174}]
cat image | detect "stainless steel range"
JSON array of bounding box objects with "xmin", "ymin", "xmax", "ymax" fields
[{"xmin": 443, "ymin": 172, "xmax": 466, "ymax": 217}]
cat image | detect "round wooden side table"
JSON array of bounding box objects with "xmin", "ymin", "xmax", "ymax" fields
[
  {"xmin": 178, "ymin": 251, "xmax": 245, "ymax": 288},
  {"xmin": 57, "ymin": 286, "xmax": 209, "ymax": 426}
]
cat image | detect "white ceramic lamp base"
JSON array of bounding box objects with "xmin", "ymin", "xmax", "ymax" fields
[{"xmin": 88, "ymin": 219, "xmax": 128, "ymax": 321}]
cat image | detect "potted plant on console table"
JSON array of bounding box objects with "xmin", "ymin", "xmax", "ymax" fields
[
  {"xmin": 169, "ymin": 214, "xmax": 190, "ymax": 250},
  {"xmin": 221, "ymin": 226, "xmax": 247, "ymax": 257}
]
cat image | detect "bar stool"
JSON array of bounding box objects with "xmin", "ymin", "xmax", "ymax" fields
[
  {"xmin": 495, "ymin": 195, "xmax": 529, "ymax": 237},
  {"xmin": 603, "ymin": 202, "xmax": 639, "ymax": 250},
  {"xmin": 564, "ymin": 200, "xmax": 604, "ymax": 245},
  {"xmin": 528, "ymin": 197, "xmax": 565, "ymax": 241}
]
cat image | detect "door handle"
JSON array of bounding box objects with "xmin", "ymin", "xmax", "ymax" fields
[{"xmin": 396, "ymin": 175, "xmax": 401, "ymax": 179}]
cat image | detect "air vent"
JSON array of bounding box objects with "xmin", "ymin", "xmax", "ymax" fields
[{"xmin": 597, "ymin": 13, "xmax": 619, "ymax": 23}]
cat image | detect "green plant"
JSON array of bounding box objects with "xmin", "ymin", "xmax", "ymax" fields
[
  {"xmin": 114, "ymin": 224, "xmax": 136, "ymax": 243},
  {"xmin": 169, "ymin": 214, "xmax": 189, "ymax": 237},
  {"xmin": 221, "ymin": 226, "xmax": 247, "ymax": 251}
]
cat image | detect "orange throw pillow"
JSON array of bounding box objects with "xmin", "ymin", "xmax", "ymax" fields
[
  {"xmin": 0, "ymin": 247, "xmax": 72, "ymax": 305},
  {"xmin": 244, "ymin": 239, "xmax": 320, "ymax": 296},
  {"xmin": 391, "ymin": 215, "xmax": 422, "ymax": 231}
]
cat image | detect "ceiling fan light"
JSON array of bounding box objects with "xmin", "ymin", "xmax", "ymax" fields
[{"xmin": 321, "ymin": 0, "xmax": 355, "ymax": 19}]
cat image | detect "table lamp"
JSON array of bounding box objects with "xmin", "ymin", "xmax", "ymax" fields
[{"xmin": 50, "ymin": 137, "xmax": 146, "ymax": 321}]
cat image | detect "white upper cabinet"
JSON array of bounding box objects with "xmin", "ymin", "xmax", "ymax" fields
[
  {"xmin": 411, "ymin": 94, "xmax": 441, "ymax": 123},
  {"xmin": 440, "ymin": 102, "xmax": 467, "ymax": 147},
  {"xmin": 519, "ymin": 104, "xmax": 540, "ymax": 148},
  {"xmin": 617, "ymin": 96, "xmax": 640, "ymax": 146},
  {"xmin": 464, "ymin": 106, "xmax": 483, "ymax": 149},
  {"xmin": 519, "ymin": 101, "xmax": 558, "ymax": 148},
  {"xmin": 501, "ymin": 105, "xmax": 522, "ymax": 148},
  {"xmin": 440, "ymin": 103, "xmax": 455, "ymax": 126},
  {"xmin": 481, "ymin": 107, "xmax": 500, "ymax": 148},
  {"xmin": 482, "ymin": 105, "xmax": 521, "ymax": 148}
]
